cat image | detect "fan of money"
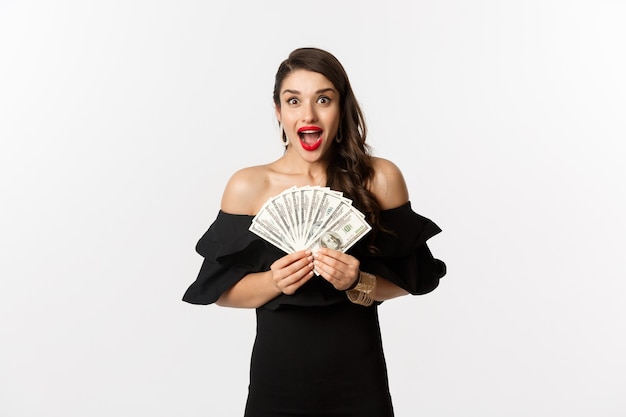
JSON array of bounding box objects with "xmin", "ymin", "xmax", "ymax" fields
[{"xmin": 249, "ymin": 185, "xmax": 372, "ymax": 255}]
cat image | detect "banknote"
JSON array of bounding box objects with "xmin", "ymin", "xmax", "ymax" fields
[
  {"xmin": 250, "ymin": 203, "xmax": 296, "ymax": 253},
  {"xmin": 249, "ymin": 185, "xmax": 371, "ymax": 255},
  {"xmin": 306, "ymin": 208, "xmax": 371, "ymax": 253},
  {"xmin": 249, "ymin": 219, "xmax": 294, "ymax": 254}
]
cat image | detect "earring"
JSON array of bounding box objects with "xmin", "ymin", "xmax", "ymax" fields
[
  {"xmin": 279, "ymin": 123, "xmax": 289, "ymax": 146},
  {"xmin": 335, "ymin": 124, "xmax": 343, "ymax": 143}
]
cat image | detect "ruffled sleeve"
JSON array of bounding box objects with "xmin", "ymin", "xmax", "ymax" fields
[
  {"xmin": 182, "ymin": 202, "xmax": 446, "ymax": 308},
  {"xmin": 351, "ymin": 202, "xmax": 446, "ymax": 295},
  {"xmin": 181, "ymin": 211, "xmax": 283, "ymax": 305}
]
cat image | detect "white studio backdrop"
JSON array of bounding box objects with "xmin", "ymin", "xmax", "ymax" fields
[{"xmin": 1, "ymin": 1, "xmax": 625, "ymax": 416}]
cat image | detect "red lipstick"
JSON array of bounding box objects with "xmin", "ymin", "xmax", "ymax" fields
[{"xmin": 297, "ymin": 126, "xmax": 323, "ymax": 151}]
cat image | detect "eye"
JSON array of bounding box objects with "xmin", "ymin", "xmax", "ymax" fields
[
  {"xmin": 286, "ymin": 97, "xmax": 299, "ymax": 105},
  {"xmin": 317, "ymin": 96, "xmax": 331, "ymax": 104}
]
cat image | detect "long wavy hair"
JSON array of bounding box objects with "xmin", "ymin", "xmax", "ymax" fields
[{"xmin": 273, "ymin": 47, "xmax": 384, "ymax": 249}]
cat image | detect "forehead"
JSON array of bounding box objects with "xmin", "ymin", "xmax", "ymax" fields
[{"xmin": 280, "ymin": 69, "xmax": 336, "ymax": 93}]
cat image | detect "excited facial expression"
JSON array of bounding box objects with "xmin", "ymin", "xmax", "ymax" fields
[{"xmin": 276, "ymin": 69, "xmax": 341, "ymax": 161}]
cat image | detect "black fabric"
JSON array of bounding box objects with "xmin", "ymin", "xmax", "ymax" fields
[
  {"xmin": 245, "ymin": 303, "xmax": 394, "ymax": 417},
  {"xmin": 182, "ymin": 201, "xmax": 446, "ymax": 416},
  {"xmin": 182, "ymin": 201, "xmax": 446, "ymax": 308}
]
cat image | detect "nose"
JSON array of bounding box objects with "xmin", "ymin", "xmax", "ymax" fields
[{"xmin": 301, "ymin": 101, "xmax": 318, "ymax": 123}]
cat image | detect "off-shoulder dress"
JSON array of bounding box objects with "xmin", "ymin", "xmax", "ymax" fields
[{"xmin": 183, "ymin": 202, "xmax": 446, "ymax": 417}]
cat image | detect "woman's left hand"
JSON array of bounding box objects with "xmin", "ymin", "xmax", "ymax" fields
[{"xmin": 313, "ymin": 248, "xmax": 360, "ymax": 291}]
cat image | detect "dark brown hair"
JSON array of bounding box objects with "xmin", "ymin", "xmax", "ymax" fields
[{"xmin": 273, "ymin": 47, "xmax": 384, "ymax": 249}]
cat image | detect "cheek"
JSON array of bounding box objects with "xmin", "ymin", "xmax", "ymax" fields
[
  {"xmin": 280, "ymin": 112, "xmax": 298, "ymax": 126},
  {"xmin": 329, "ymin": 110, "xmax": 341, "ymax": 127}
]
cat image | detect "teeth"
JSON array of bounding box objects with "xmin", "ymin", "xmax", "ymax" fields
[{"xmin": 300, "ymin": 130, "xmax": 320, "ymax": 134}]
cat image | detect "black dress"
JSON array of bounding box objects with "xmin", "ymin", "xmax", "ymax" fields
[{"xmin": 183, "ymin": 202, "xmax": 446, "ymax": 417}]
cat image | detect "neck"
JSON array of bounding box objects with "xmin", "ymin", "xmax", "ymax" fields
[{"xmin": 274, "ymin": 153, "xmax": 329, "ymax": 186}]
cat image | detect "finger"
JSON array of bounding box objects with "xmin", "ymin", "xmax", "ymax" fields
[
  {"xmin": 314, "ymin": 255, "xmax": 359, "ymax": 291},
  {"xmin": 272, "ymin": 255, "xmax": 314, "ymax": 291},
  {"xmin": 315, "ymin": 247, "xmax": 341, "ymax": 259},
  {"xmin": 315, "ymin": 247, "xmax": 355, "ymax": 266},
  {"xmin": 313, "ymin": 258, "xmax": 335, "ymax": 281},
  {"xmin": 272, "ymin": 256, "xmax": 312, "ymax": 282},
  {"xmin": 277, "ymin": 261, "xmax": 315, "ymax": 295},
  {"xmin": 281, "ymin": 268, "xmax": 315, "ymax": 295},
  {"xmin": 281, "ymin": 257, "xmax": 314, "ymax": 283},
  {"xmin": 313, "ymin": 257, "xmax": 345, "ymax": 283},
  {"xmin": 273, "ymin": 250, "xmax": 312, "ymax": 269},
  {"xmin": 314, "ymin": 249, "xmax": 359, "ymax": 272}
]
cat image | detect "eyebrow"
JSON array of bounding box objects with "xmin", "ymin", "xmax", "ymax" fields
[{"xmin": 281, "ymin": 88, "xmax": 336, "ymax": 96}]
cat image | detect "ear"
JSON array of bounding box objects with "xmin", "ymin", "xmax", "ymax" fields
[{"xmin": 274, "ymin": 104, "xmax": 281, "ymax": 124}]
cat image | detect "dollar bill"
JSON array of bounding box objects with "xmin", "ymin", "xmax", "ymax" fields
[
  {"xmin": 249, "ymin": 218, "xmax": 294, "ymax": 254},
  {"xmin": 306, "ymin": 207, "xmax": 372, "ymax": 253},
  {"xmin": 249, "ymin": 185, "xmax": 371, "ymax": 255}
]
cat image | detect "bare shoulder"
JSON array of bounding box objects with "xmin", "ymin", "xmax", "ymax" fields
[
  {"xmin": 369, "ymin": 157, "xmax": 410, "ymax": 210},
  {"xmin": 220, "ymin": 165, "xmax": 271, "ymax": 215}
]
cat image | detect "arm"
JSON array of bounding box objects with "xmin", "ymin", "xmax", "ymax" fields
[
  {"xmin": 313, "ymin": 158, "xmax": 414, "ymax": 302},
  {"xmin": 216, "ymin": 271, "xmax": 280, "ymax": 308},
  {"xmin": 216, "ymin": 250, "xmax": 315, "ymax": 308},
  {"xmin": 369, "ymin": 157, "xmax": 410, "ymax": 210},
  {"xmin": 215, "ymin": 169, "xmax": 315, "ymax": 308},
  {"xmin": 313, "ymin": 248, "xmax": 409, "ymax": 302},
  {"xmin": 374, "ymin": 276, "xmax": 409, "ymax": 301},
  {"xmin": 369, "ymin": 157, "xmax": 412, "ymax": 300}
]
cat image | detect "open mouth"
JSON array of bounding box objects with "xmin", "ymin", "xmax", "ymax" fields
[{"xmin": 297, "ymin": 126, "xmax": 323, "ymax": 151}]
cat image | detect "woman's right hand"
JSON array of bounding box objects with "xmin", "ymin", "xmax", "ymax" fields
[{"xmin": 269, "ymin": 250, "xmax": 315, "ymax": 295}]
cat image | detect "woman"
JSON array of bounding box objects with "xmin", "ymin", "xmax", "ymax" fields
[{"xmin": 183, "ymin": 47, "xmax": 447, "ymax": 417}]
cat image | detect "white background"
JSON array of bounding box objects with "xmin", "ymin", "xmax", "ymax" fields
[{"xmin": 1, "ymin": 1, "xmax": 625, "ymax": 416}]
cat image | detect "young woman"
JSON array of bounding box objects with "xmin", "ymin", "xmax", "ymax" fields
[{"xmin": 183, "ymin": 47, "xmax": 447, "ymax": 417}]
